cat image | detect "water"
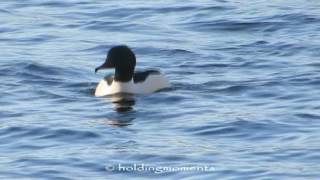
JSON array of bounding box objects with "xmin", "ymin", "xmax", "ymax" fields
[{"xmin": 1, "ymin": 0, "xmax": 320, "ymax": 179}]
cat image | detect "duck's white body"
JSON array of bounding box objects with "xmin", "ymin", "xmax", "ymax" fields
[{"xmin": 95, "ymin": 73, "xmax": 170, "ymax": 97}]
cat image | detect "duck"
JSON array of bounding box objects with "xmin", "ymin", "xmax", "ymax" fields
[{"xmin": 94, "ymin": 45, "xmax": 170, "ymax": 97}]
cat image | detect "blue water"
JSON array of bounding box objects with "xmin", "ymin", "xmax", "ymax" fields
[{"xmin": 1, "ymin": 0, "xmax": 320, "ymax": 179}]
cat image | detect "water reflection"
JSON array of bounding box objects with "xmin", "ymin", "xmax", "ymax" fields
[
  {"xmin": 106, "ymin": 118, "xmax": 133, "ymax": 127},
  {"xmin": 106, "ymin": 93, "xmax": 136, "ymax": 127},
  {"xmin": 110, "ymin": 93, "xmax": 135, "ymax": 113}
]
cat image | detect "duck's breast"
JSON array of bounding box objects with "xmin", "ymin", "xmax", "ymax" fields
[
  {"xmin": 95, "ymin": 71, "xmax": 170, "ymax": 97},
  {"xmin": 95, "ymin": 80, "xmax": 135, "ymax": 97}
]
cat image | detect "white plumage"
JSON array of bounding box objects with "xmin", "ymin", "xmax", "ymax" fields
[{"xmin": 95, "ymin": 73, "xmax": 170, "ymax": 97}]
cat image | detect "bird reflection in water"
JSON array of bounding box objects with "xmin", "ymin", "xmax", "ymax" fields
[
  {"xmin": 106, "ymin": 93, "xmax": 136, "ymax": 126},
  {"xmin": 111, "ymin": 93, "xmax": 135, "ymax": 113}
]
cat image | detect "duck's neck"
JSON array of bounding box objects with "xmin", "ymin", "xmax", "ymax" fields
[{"xmin": 114, "ymin": 68, "xmax": 134, "ymax": 82}]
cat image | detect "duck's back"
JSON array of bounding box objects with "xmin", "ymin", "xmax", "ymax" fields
[
  {"xmin": 133, "ymin": 70, "xmax": 170, "ymax": 94},
  {"xmin": 133, "ymin": 70, "xmax": 160, "ymax": 83}
]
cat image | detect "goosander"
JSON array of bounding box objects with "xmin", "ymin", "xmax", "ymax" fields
[{"xmin": 94, "ymin": 45, "xmax": 170, "ymax": 97}]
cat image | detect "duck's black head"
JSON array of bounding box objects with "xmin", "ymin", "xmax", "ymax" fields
[{"xmin": 95, "ymin": 45, "xmax": 136, "ymax": 82}]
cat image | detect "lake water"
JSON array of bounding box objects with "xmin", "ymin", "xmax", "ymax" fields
[{"xmin": 1, "ymin": 0, "xmax": 320, "ymax": 179}]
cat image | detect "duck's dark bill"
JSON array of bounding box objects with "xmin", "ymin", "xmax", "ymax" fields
[{"xmin": 95, "ymin": 60, "xmax": 113, "ymax": 73}]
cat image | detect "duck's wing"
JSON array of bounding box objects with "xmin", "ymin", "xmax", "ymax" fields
[{"xmin": 133, "ymin": 70, "xmax": 160, "ymax": 83}]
